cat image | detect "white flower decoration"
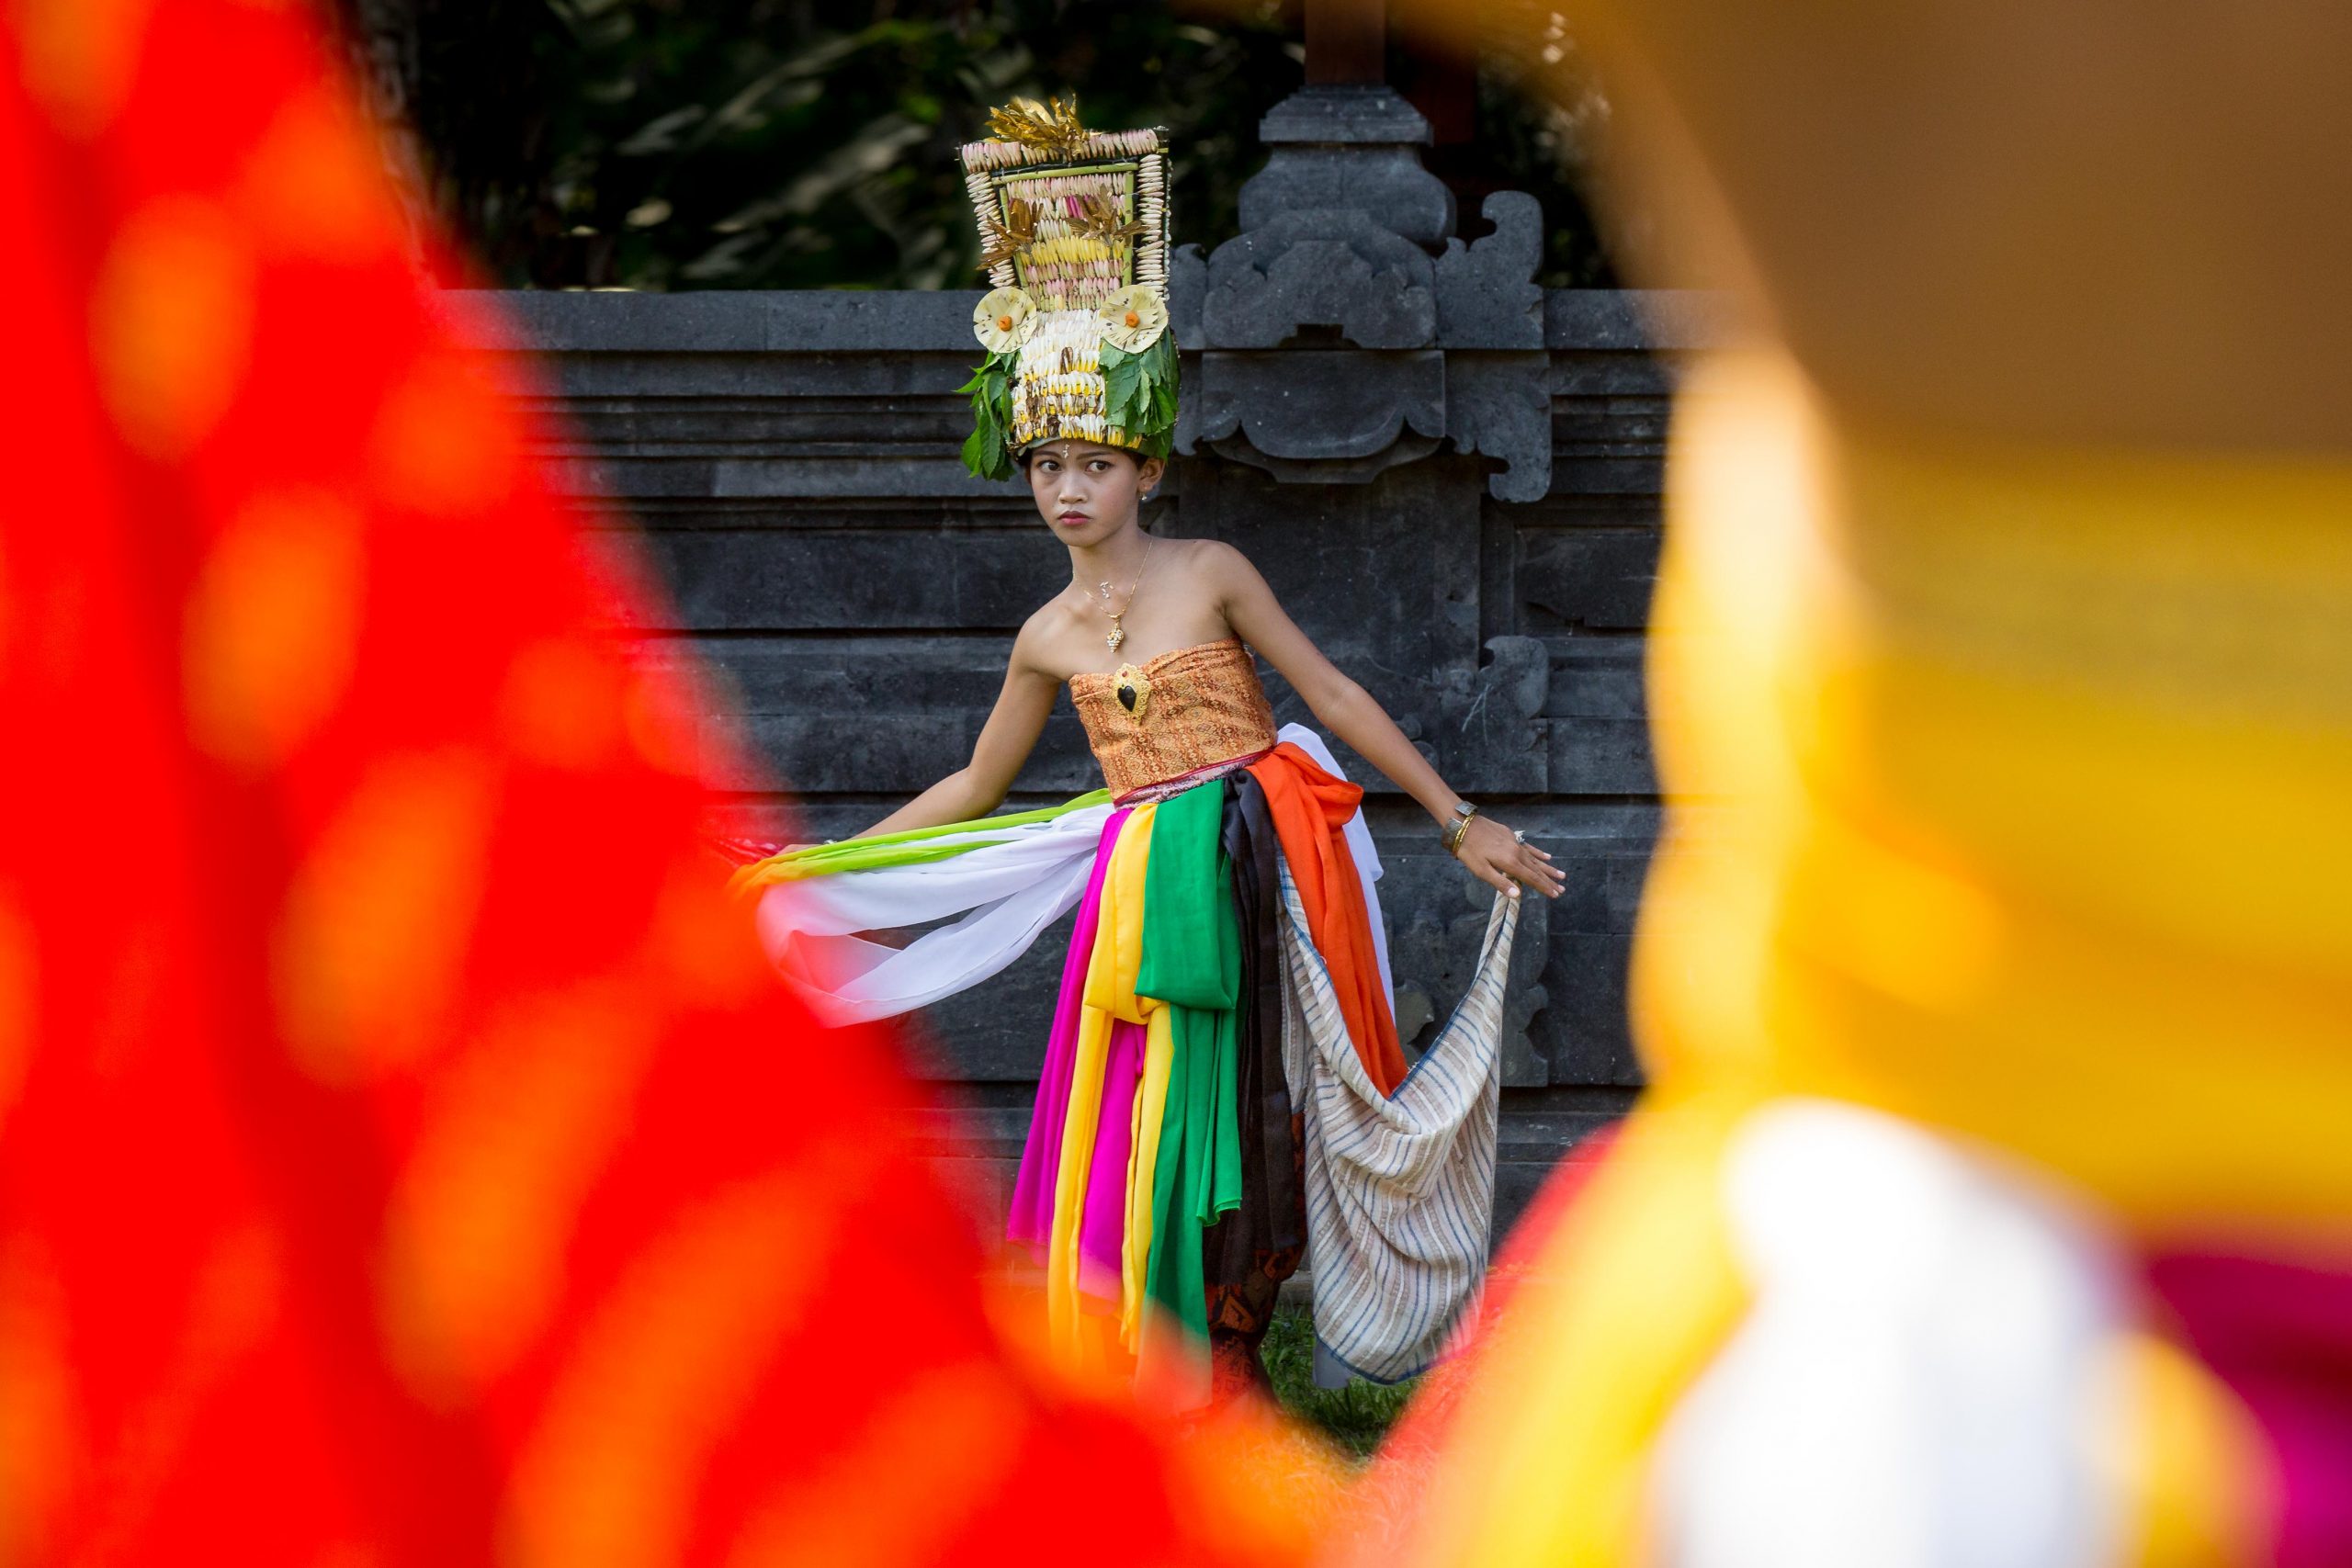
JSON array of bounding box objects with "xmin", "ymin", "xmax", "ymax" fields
[
  {"xmin": 1096, "ymin": 284, "xmax": 1168, "ymax": 353},
  {"xmin": 973, "ymin": 287, "xmax": 1036, "ymax": 354}
]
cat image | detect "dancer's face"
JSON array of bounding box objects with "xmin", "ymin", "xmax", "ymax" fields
[{"xmin": 1027, "ymin": 441, "xmax": 1163, "ymax": 547}]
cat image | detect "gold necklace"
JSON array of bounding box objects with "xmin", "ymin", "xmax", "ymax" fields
[{"xmin": 1089, "ymin": 538, "xmax": 1158, "ymax": 654}]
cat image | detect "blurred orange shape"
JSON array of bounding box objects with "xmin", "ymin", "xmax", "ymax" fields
[
  {"xmin": 182, "ymin": 487, "xmax": 366, "ymax": 772},
  {"xmin": 270, "ymin": 749, "xmax": 495, "ymax": 1082},
  {"xmin": 367, "ymin": 347, "xmax": 522, "ymax": 517},
  {"xmin": 499, "ymin": 1168, "xmax": 841, "ymax": 1568},
  {"xmin": 377, "ymin": 980, "xmax": 662, "ymax": 1409},
  {"xmin": 89, "ymin": 196, "xmax": 254, "ymax": 458},
  {"xmin": 15, "ymin": 0, "xmax": 151, "ymax": 139},
  {"xmin": 237, "ymin": 82, "xmax": 402, "ymax": 265}
]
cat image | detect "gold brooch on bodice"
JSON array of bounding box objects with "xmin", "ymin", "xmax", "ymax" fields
[{"xmin": 1112, "ymin": 661, "xmax": 1152, "ymax": 721}]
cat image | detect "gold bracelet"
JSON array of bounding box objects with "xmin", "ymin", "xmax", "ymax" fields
[{"xmin": 1442, "ymin": 804, "xmax": 1478, "ymax": 853}]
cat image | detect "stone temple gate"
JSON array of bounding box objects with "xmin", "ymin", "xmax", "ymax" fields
[{"xmin": 467, "ymin": 70, "xmax": 1712, "ymax": 1245}]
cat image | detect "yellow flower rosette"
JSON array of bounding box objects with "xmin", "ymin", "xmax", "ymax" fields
[
  {"xmin": 1096, "ymin": 284, "xmax": 1167, "ymax": 353},
  {"xmin": 973, "ymin": 287, "xmax": 1036, "ymax": 354}
]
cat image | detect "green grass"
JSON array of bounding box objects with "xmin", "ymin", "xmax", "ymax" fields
[{"xmin": 1259, "ymin": 1306, "xmax": 1422, "ymax": 1458}]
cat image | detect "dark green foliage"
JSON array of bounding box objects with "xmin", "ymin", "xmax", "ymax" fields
[
  {"xmin": 354, "ymin": 0, "xmax": 1304, "ymax": 289},
  {"xmin": 957, "ymin": 351, "xmax": 1020, "ymax": 479},
  {"xmin": 1259, "ymin": 1306, "xmax": 1422, "ymax": 1459},
  {"xmin": 340, "ymin": 1, "xmax": 1619, "ymax": 291}
]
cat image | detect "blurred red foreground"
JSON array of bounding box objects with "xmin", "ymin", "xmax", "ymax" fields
[{"xmin": 0, "ymin": 3, "xmax": 1328, "ymax": 1562}]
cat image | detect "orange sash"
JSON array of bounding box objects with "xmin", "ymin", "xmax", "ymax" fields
[{"xmin": 1247, "ymin": 742, "xmax": 1408, "ymax": 1095}]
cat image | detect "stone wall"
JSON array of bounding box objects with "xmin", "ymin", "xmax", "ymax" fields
[{"xmin": 470, "ymin": 278, "xmax": 1704, "ymax": 1242}]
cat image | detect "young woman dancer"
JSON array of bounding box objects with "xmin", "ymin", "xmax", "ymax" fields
[
  {"xmin": 868, "ymin": 438, "xmax": 1560, "ymax": 902},
  {"xmin": 738, "ymin": 101, "xmax": 1555, "ymax": 1404}
]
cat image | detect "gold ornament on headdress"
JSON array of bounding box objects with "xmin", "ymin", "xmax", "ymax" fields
[
  {"xmin": 1070, "ymin": 192, "xmax": 1147, "ymax": 243},
  {"xmin": 975, "ymin": 190, "xmax": 1142, "ymax": 276},
  {"xmin": 985, "ymin": 95, "xmax": 1091, "ymax": 159},
  {"xmin": 977, "ymin": 197, "xmax": 1045, "ymax": 272}
]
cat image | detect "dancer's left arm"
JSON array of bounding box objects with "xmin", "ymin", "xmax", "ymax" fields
[{"xmin": 1210, "ymin": 544, "xmax": 1564, "ymax": 899}]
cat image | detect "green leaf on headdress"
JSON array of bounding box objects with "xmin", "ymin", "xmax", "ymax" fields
[
  {"xmin": 1099, "ymin": 342, "xmax": 1142, "ymax": 433},
  {"xmin": 959, "ymin": 352, "xmax": 1018, "ymax": 481},
  {"xmin": 1099, "ymin": 333, "xmax": 1178, "ymax": 449},
  {"xmin": 1143, "ymin": 334, "xmax": 1179, "ymax": 433}
]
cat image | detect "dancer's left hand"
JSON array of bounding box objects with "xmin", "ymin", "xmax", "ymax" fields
[{"xmin": 1453, "ymin": 816, "xmax": 1564, "ymax": 899}]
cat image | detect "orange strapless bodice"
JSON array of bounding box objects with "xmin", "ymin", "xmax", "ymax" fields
[{"xmin": 1068, "ymin": 637, "xmax": 1278, "ymax": 801}]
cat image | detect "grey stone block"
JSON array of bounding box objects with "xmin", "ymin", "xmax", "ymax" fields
[{"xmin": 465, "ymin": 265, "xmax": 1713, "ymax": 1182}]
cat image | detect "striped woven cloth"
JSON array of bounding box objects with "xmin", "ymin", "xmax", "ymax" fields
[{"xmin": 1277, "ymin": 863, "xmax": 1521, "ymax": 1386}]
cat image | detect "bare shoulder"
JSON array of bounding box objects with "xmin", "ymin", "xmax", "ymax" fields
[
  {"xmin": 1165, "ymin": 536, "xmax": 1261, "ymax": 591},
  {"xmin": 1011, "ymin": 592, "xmax": 1086, "ymax": 682}
]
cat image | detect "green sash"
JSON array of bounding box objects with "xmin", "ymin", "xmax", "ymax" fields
[
  {"xmin": 727, "ymin": 789, "xmax": 1111, "ymax": 894},
  {"xmin": 1134, "ymin": 778, "xmax": 1243, "ymax": 1343}
]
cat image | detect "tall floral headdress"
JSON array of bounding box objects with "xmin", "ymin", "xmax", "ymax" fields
[{"xmin": 957, "ymin": 96, "xmax": 1175, "ymax": 480}]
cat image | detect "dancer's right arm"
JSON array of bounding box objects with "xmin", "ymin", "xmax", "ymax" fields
[{"xmin": 854, "ymin": 624, "xmax": 1061, "ymax": 838}]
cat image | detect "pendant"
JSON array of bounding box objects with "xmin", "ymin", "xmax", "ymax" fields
[
  {"xmin": 1111, "ymin": 661, "xmax": 1151, "ymax": 721},
  {"xmin": 1105, "ymin": 623, "xmax": 1125, "ymax": 653}
]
